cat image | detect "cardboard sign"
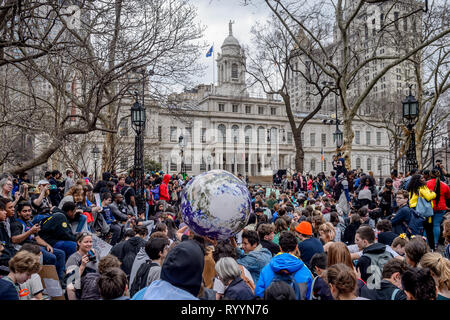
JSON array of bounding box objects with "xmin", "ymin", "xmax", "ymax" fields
[
  {"xmin": 92, "ymin": 234, "xmax": 112, "ymax": 258},
  {"xmin": 38, "ymin": 265, "xmax": 65, "ymax": 300}
]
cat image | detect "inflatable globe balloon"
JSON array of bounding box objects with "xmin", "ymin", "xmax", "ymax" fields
[{"xmin": 180, "ymin": 170, "xmax": 251, "ymax": 240}]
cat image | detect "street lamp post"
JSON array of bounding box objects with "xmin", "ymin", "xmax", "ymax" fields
[
  {"xmin": 322, "ymin": 81, "xmax": 343, "ymax": 152},
  {"xmin": 131, "ymin": 88, "xmax": 146, "ymax": 216},
  {"xmin": 91, "ymin": 145, "xmax": 100, "ymax": 182},
  {"xmin": 402, "ymin": 85, "xmax": 419, "ymax": 173}
]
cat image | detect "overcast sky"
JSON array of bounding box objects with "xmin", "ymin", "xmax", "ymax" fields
[{"xmin": 193, "ymin": 0, "xmax": 271, "ymax": 86}]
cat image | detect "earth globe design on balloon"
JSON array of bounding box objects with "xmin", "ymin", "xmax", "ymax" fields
[{"xmin": 181, "ymin": 169, "xmax": 251, "ymax": 240}]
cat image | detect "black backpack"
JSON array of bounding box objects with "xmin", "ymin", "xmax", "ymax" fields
[{"xmin": 130, "ymin": 260, "xmax": 159, "ymax": 297}]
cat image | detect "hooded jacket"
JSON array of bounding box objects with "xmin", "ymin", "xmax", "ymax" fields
[
  {"xmin": 360, "ymin": 279, "xmax": 407, "ymax": 300},
  {"xmin": 356, "ymin": 242, "xmax": 393, "ymax": 283},
  {"xmin": 138, "ymin": 240, "xmax": 204, "ymax": 300},
  {"xmin": 254, "ymin": 252, "xmax": 313, "ymax": 300},
  {"xmin": 236, "ymin": 244, "xmax": 272, "ymax": 283},
  {"xmin": 37, "ymin": 210, "xmax": 77, "ymax": 246},
  {"xmin": 118, "ymin": 236, "xmax": 147, "ymax": 276},
  {"xmin": 129, "ymin": 247, "xmax": 149, "ymax": 286},
  {"xmin": 159, "ymin": 174, "xmax": 171, "ymax": 201}
]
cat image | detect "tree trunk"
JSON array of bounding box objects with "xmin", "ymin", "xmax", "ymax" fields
[
  {"xmin": 293, "ymin": 133, "xmax": 304, "ymax": 173},
  {"xmin": 342, "ymin": 110, "xmax": 355, "ymax": 170}
]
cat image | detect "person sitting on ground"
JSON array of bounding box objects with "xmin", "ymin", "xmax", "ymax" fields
[
  {"xmin": 36, "ymin": 201, "xmax": 78, "ymax": 259},
  {"xmin": 113, "ymin": 226, "xmax": 148, "ymax": 277},
  {"xmin": 16, "ymin": 244, "xmax": 45, "ymax": 300},
  {"xmin": 376, "ymin": 219, "xmax": 398, "ymax": 246},
  {"xmin": 257, "ymin": 223, "xmax": 280, "ymax": 256},
  {"xmin": 319, "ymin": 222, "xmax": 336, "ymax": 252},
  {"xmin": 211, "ymin": 240, "xmax": 255, "ymax": 301},
  {"xmin": 263, "ymin": 281, "xmax": 296, "ymax": 300},
  {"xmin": 79, "ymin": 254, "xmax": 122, "ymax": 300},
  {"xmin": 360, "ymin": 259, "xmax": 408, "ymax": 300},
  {"xmin": 401, "ymin": 267, "xmax": 437, "ymax": 300},
  {"xmin": 132, "ymin": 239, "xmax": 205, "ymax": 300},
  {"xmin": 326, "ymin": 263, "xmax": 369, "ymax": 300},
  {"xmin": 391, "ymin": 234, "xmax": 409, "ymax": 257},
  {"xmin": 65, "ymin": 232, "xmax": 100, "ymax": 300},
  {"xmin": 255, "ymin": 231, "xmax": 313, "ymax": 300},
  {"xmin": 130, "ymin": 236, "xmax": 170, "ymax": 297},
  {"xmin": 98, "ymin": 267, "xmax": 130, "ymax": 300},
  {"xmin": 342, "ymin": 213, "xmax": 361, "ymax": 245},
  {"xmin": 0, "ymin": 250, "xmax": 41, "ymax": 300},
  {"xmin": 233, "ymin": 230, "xmax": 272, "ymax": 284},
  {"xmin": 295, "ymin": 221, "xmax": 323, "ymax": 270},
  {"xmin": 354, "ymin": 226, "xmax": 393, "ymax": 286},
  {"xmin": 405, "ymin": 237, "xmax": 429, "ymax": 268},
  {"xmin": 419, "ymin": 252, "xmax": 450, "ymax": 300},
  {"xmin": 309, "ymin": 252, "xmax": 333, "ymax": 300},
  {"xmin": 214, "ymin": 257, "xmax": 254, "ymax": 300},
  {"xmin": 10, "ymin": 201, "xmax": 66, "ymax": 281}
]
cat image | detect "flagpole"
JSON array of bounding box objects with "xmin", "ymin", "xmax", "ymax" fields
[{"xmin": 212, "ymin": 42, "xmax": 215, "ymax": 88}]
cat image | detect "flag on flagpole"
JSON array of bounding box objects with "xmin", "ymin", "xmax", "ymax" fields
[
  {"xmin": 320, "ymin": 147, "xmax": 324, "ymax": 162},
  {"xmin": 206, "ymin": 46, "xmax": 213, "ymax": 57}
]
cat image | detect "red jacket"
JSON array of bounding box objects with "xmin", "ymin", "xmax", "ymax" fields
[
  {"xmin": 159, "ymin": 174, "xmax": 171, "ymax": 201},
  {"xmin": 426, "ymin": 179, "xmax": 450, "ymax": 211}
]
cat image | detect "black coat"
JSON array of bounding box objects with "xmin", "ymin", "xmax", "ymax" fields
[
  {"xmin": 37, "ymin": 211, "xmax": 76, "ymax": 246},
  {"xmin": 260, "ymin": 239, "xmax": 280, "ymax": 256},
  {"xmin": 117, "ymin": 236, "xmax": 147, "ymax": 276},
  {"xmin": 360, "ymin": 280, "xmax": 407, "ymax": 300},
  {"xmin": 223, "ymin": 277, "xmax": 255, "ymax": 300}
]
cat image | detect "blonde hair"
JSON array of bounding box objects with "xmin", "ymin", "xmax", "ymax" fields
[
  {"xmin": 319, "ymin": 222, "xmax": 336, "ymax": 242},
  {"xmin": 9, "ymin": 251, "xmax": 41, "ymax": 274},
  {"xmin": 419, "ymin": 252, "xmax": 450, "ymax": 291},
  {"xmin": 65, "ymin": 185, "xmax": 85, "ymax": 202}
]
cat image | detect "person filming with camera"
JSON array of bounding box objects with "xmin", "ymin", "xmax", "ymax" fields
[{"xmin": 65, "ymin": 232, "xmax": 99, "ymax": 300}]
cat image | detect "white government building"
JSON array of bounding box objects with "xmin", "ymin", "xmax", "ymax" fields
[{"xmin": 101, "ymin": 21, "xmax": 393, "ymax": 180}]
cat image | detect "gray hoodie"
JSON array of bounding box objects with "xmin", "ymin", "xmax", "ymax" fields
[{"xmin": 129, "ymin": 247, "xmax": 149, "ymax": 286}]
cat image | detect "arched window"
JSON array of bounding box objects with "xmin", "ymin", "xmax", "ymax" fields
[
  {"xmin": 377, "ymin": 158, "xmax": 382, "ymax": 170},
  {"xmin": 232, "ymin": 125, "xmax": 239, "ymax": 143},
  {"xmin": 356, "ymin": 157, "xmax": 361, "ymax": 169},
  {"xmin": 218, "ymin": 124, "xmax": 226, "ymax": 143},
  {"xmin": 367, "ymin": 158, "xmax": 372, "ymax": 171},
  {"xmin": 257, "ymin": 126, "xmax": 265, "ymax": 144},
  {"xmin": 232, "ymin": 63, "xmax": 238, "ymax": 79},
  {"xmin": 245, "ymin": 125, "xmax": 252, "ymax": 144}
]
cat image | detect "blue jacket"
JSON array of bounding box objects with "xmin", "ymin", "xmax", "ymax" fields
[
  {"xmin": 391, "ymin": 205, "xmax": 411, "ymax": 235},
  {"xmin": 255, "ymin": 252, "xmax": 314, "ymax": 300},
  {"xmin": 236, "ymin": 245, "xmax": 272, "ymax": 283},
  {"xmin": 131, "ymin": 279, "xmax": 199, "ymax": 300}
]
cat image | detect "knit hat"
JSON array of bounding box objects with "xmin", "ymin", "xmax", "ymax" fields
[
  {"xmin": 160, "ymin": 240, "xmax": 205, "ymax": 297},
  {"xmin": 296, "ymin": 221, "xmax": 313, "ymax": 236}
]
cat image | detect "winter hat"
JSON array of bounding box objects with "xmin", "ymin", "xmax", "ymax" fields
[
  {"xmin": 160, "ymin": 240, "xmax": 204, "ymax": 297},
  {"xmin": 296, "ymin": 221, "xmax": 313, "ymax": 236}
]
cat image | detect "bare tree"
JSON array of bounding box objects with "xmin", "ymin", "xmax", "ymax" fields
[
  {"xmin": 259, "ymin": 0, "xmax": 450, "ymax": 169},
  {"xmin": 0, "ymin": 0, "xmax": 205, "ymax": 174},
  {"xmin": 245, "ymin": 14, "xmax": 332, "ymax": 172}
]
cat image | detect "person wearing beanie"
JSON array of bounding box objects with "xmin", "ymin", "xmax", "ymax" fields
[
  {"xmin": 295, "ymin": 221, "xmax": 323, "ymax": 269},
  {"xmin": 255, "ymin": 231, "xmax": 314, "ymax": 300},
  {"xmin": 133, "ymin": 239, "xmax": 205, "ymax": 300}
]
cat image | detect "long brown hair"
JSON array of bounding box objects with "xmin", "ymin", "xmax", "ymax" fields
[{"xmin": 327, "ymin": 242, "xmax": 354, "ymax": 269}]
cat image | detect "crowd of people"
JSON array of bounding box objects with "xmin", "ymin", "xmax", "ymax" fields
[{"xmin": 0, "ymin": 156, "xmax": 449, "ymax": 301}]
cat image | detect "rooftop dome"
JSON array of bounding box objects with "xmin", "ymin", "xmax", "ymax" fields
[{"xmin": 221, "ymin": 20, "xmax": 241, "ymax": 48}]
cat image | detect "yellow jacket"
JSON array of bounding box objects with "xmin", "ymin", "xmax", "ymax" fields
[{"xmin": 409, "ymin": 186, "xmax": 436, "ymax": 208}]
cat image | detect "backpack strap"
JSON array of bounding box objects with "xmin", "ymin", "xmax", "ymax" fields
[{"xmin": 391, "ymin": 288, "xmax": 400, "ymax": 300}]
